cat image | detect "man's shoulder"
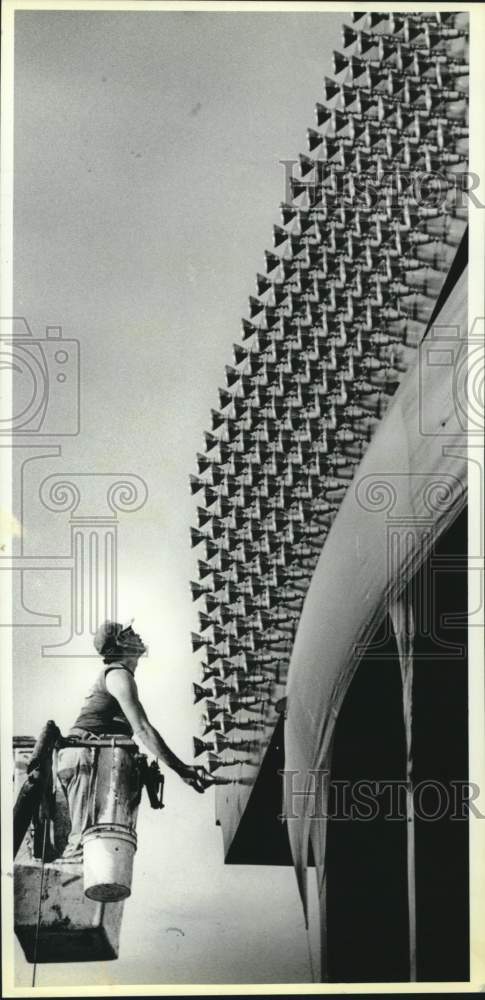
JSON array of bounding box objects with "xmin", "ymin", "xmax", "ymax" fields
[{"xmin": 104, "ymin": 664, "xmax": 136, "ymax": 688}]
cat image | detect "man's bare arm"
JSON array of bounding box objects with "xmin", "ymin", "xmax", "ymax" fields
[{"xmin": 106, "ymin": 668, "xmax": 208, "ymax": 791}]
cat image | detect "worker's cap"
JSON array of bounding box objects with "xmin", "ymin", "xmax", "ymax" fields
[{"xmin": 93, "ymin": 619, "xmax": 133, "ymax": 655}]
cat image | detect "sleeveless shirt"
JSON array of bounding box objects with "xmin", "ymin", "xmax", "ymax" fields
[{"xmin": 70, "ymin": 664, "xmax": 133, "ymax": 736}]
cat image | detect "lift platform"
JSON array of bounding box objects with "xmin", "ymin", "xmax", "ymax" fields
[{"xmin": 13, "ymin": 724, "xmax": 164, "ymax": 964}]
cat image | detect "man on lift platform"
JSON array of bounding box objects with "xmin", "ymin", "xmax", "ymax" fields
[{"xmin": 57, "ymin": 620, "xmax": 210, "ymax": 861}]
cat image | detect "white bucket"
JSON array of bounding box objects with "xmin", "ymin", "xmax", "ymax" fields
[{"xmin": 82, "ymin": 823, "xmax": 137, "ymax": 902}]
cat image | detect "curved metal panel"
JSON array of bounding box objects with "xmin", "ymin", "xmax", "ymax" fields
[{"xmin": 285, "ymin": 267, "xmax": 467, "ymax": 931}]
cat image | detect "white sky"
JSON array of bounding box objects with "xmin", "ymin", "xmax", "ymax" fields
[{"xmin": 12, "ymin": 8, "xmax": 342, "ymax": 987}]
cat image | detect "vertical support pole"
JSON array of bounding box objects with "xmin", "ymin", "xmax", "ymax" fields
[
  {"xmin": 389, "ymin": 588, "xmax": 416, "ymax": 981},
  {"xmin": 311, "ymin": 762, "xmax": 332, "ymax": 983},
  {"xmin": 318, "ymin": 867, "xmax": 327, "ymax": 983}
]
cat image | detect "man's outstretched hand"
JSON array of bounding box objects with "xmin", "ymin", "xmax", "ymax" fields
[{"xmin": 181, "ymin": 764, "xmax": 211, "ymax": 792}]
